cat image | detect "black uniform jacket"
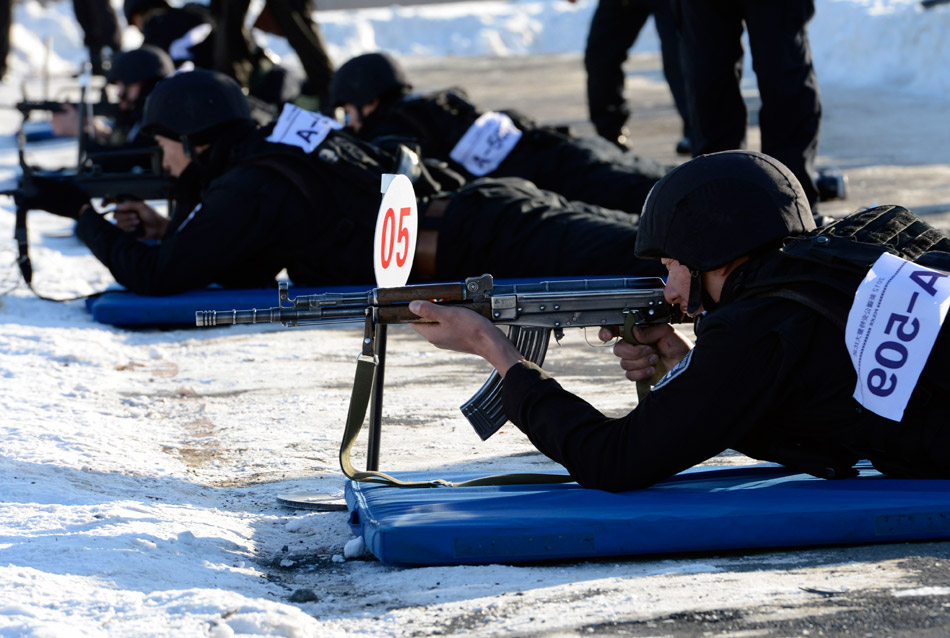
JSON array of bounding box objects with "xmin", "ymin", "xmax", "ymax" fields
[
  {"xmin": 502, "ymin": 260, "xmax": 950, "ymax": 491},
  {"xmin": 75, "ymin": 127, "xmax": 382, "ymax": 295}
]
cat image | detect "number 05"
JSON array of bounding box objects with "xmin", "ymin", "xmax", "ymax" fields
[{"xmin": 380, "ymin": 206, "xmax": 413, "ymax": 269}]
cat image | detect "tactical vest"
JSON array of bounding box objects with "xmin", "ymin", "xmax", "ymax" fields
[
  {"xmin": 734, "ymin": 205, "xmax": 950, "ymax": 330},
  {"xmin": 232, "ymin": 127, "xmax": 397, "ymax": 284},
  {"xmin": 732, "ymin": 205, "xmax": 950, "ymax": 477}
]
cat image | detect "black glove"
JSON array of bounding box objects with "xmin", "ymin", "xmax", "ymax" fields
[{"xmin": 14, "ymin": 175, "xmax": 91, "ymax": 219}]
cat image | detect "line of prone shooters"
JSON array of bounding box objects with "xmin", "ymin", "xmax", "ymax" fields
[{"xmin": 8, "ymin": 54, "xmax": 949, "ymax": 491}]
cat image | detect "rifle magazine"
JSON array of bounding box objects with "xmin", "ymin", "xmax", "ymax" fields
[
  {"xmin": 460, "ymin": 371, "xmax": 506, "ymax": 441},
  {"xmin": 460, "ymin": 326, "xmax": 550, "ymax": 440}
]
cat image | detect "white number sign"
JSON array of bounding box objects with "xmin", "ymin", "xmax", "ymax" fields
[
  {"xmin": 373, "ymin": 174, "xmax": 418, "ymax": 287},
  {"xmin": 846, "ymin": 252, "xmax": 950, "ymax": 421}
]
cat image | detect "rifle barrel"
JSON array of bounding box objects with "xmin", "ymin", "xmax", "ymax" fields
[{"xmin": 196, "ymin": 305, "xmax": 367, "ymax": 327}]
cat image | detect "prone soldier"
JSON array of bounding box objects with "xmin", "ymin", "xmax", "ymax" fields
[
  {"xmin": 330, "ymin": 52, "xmax": 672, "ymax": 217},
  {"xmin": 409, "ymin": 150, "xmax": 950, "ymax": 489},
  {"xmin": 47, "ymin": 45, "xmax": 175, "ymax": 172}
]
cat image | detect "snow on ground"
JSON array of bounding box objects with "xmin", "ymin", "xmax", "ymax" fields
[{"xmin": 0, "ymin": 1, "xmax": 948, "ymax": 636}]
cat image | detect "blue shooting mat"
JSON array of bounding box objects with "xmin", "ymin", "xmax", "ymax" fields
[
  {"xmin": 344, "ymin": 462, "xmax": 950, "ymax": 566},
  {"xmin": 84, "ymin": 276, "xmax": 633, "ymax": 328},
  {"xmin": 84, "ymin": 285, "xmax": 370, "ymax": 327}
]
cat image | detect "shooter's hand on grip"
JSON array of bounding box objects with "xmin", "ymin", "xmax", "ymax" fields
[
  {"xmin": 599, "ymin": 323, "xmax": 692, "ymax": 385},
  {"xmin": 113, "ymin": 199, "xmax": 168, "ymax": 240}
]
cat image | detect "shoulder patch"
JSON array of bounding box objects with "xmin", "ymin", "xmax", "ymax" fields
[{"xmin": 651, "ymin": 348, "xmax": 694, "ymax": 391}]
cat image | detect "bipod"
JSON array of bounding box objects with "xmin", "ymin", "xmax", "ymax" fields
[
  {"xmin": 364, "ymin": 308, "xmax": 386, "ymax": 472},
  {"xmin": 275, "ymin": 306, "xmax": 388, "ymax": 510}
]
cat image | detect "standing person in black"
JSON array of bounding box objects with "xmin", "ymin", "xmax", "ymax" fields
[
  {"xmin": 73, "ymin": 0, "xmax": 123, "ymax": 75},
  {"xmin": 208, "ymin": 0, "xmax": 334, "ymax": 111},
  {"xmin": 124, "ymin": 0, "xmax": 303, "ymax": 110},
  {"xmin": 331, "ymin": 52, "xmax": 671, "ymax": 217},
  {"xmin": 0, "ymin": 0, "xmax": 122, "ymax": 77},
  {"xmin": 677, "ymin": 0, "xmax": 823, "ymax": 208},
  {"xmin": 568, "ymin": 0, "xmax": 691, "ymax": 155},
  {"xmin": 0, "ymin": 0, "xmax": 10, "ymax": 79},
  {"xmin": 14, "ymin": 70, "xmax": 663, "ymax": 296},
  {"xmin": 408, "ymin": 150, "xmax": 950, "ymax": 490}
]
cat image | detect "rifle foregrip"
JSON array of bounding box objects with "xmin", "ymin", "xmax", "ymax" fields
[{"xmin": 460, "ymin": 326, "xmax": 551, "ymax": 440}]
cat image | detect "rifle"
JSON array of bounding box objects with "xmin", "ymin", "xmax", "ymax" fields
[
  {"xmin": 2, "ymin": 162, "xmax": 174, "ymax": 206},
  {"xmin": 15, "ymin": 100, "xmax": 120, "ymax": 120},
  {"xmin": 1, "ymin": 143, "xmax": 174, "ymax": 300},
  {"xmin": 32, "ymin": 166, "xmax": 174, "ymax": 202},
  {"xmin": 196, "ymin": 274, "xmax": 685, "ymax": 482}
]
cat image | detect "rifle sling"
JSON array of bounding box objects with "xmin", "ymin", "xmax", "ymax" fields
[
  {"xmin": 14, "ymin": 203, "xmax": 32, "ymax": 285},
  {"xmin": 339, "ymin": 354, "xmax": 574, "ymax": 488}
]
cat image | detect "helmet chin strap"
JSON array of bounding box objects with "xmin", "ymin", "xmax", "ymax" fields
[
  {"xmin": 181, "ymin": 135, "xmax": 195, "ymax": 159},
  {"xmin": 686, "ymin": 268, "xmax": 720, "ymax": 315},
  {"xmin": 686, "ymin": 268, "xmax": 704, "ymax": 316}
]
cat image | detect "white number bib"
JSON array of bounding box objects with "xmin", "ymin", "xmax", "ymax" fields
[
  {"xmin": 449, "ymin": 111, "xmax": 523, "ymax": 176},
  {"xmin": 266, "ymin": 103, "xmax": 341, "ymax": 154},
  {"xmin": 845, "ymin": 252, "xmax": 950, "ymax": 421}
]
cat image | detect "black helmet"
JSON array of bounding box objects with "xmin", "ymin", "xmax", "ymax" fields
[
  {"xmin": 330, "ymin": 52, "xmax": 411, "ymax": 108},
  {"xmin": 107, "ymin": 45, "xmax": 174, "ymax": 85},
  {"xmin": 636, "ymin": 150, "xmax": 814, "ymax": 314},
  {"xmin": 141, "ymin": 69, "xmax": 252, "ymax": 143},
  {"xmin": 636, "ymin": 150, "xmax": 814, "ymax": 271},
  {"xmin": 123, "ymin": 0, "xmax": 168, "ymax": 20}
]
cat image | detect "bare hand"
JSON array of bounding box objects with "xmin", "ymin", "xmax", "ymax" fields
[
  {"xmin": 598, "ymin": 323, "xmax": 693, "ymax": 382},
  {"xmin": 112, "ymin": 200, "xmax": 168, "ymax": 240},
  {"xmin": 50, "ymin": 104, "xmax": 79, "ymax": 137},
  {"xmin": 408, "ymin": 300, "xmax": 524, "ymax": 376},
  {"xmin": 50, "ymin": 104, "xmax": 111, "ymax": 141}
]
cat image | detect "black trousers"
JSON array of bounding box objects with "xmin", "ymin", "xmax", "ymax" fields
[
  {"xmin": 436, "ymin": 178, "xmax": 665, "ymax": 280},
  {"xmin": 496, "ymin": 130, "xmax": 670, "ymax": 216},
  {"xmin": 0, "ymin": 1, "xmax": 121, "ymax": 75},
  {"xmin": 678, "ymin": 0, "xmax": 821, "ymax": 206},
  {"xmin": 73, "ymin": 0, "xmax": 122, "ymax": 52},
  {"xmin": 585, "ymin": 0, "xmax": 690, "ymax": 140},
  {"xmin": 0, "ymin": 0, "xmax": 10, "ymax": 76},
  {"xmin": 209, "ymin": 0, "xmax": 334, "ymax": 106}
]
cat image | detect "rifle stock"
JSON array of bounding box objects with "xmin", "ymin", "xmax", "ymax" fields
[{"xmin": 197, "ymin": 274, "xmax": 685, "ymax": 439}]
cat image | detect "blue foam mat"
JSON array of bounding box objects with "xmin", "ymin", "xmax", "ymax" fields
[
  {"xmin": 85, "ymin": 285, "xmax": 372, "ymax": 327},
  {"xmin": 344, "ymin": 463, "xmax": 950, "ymax": 566}
]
